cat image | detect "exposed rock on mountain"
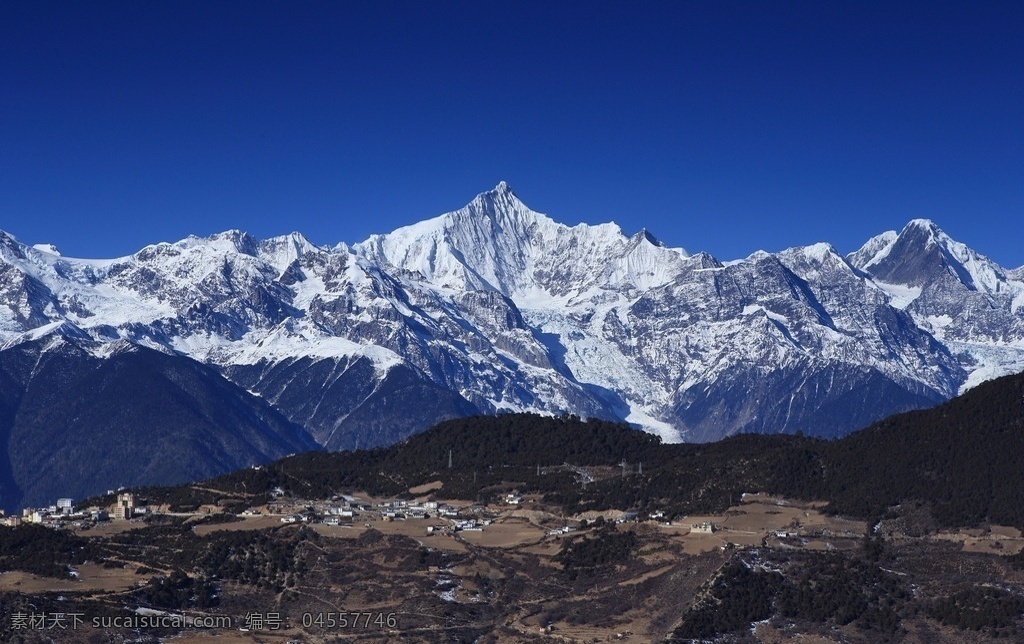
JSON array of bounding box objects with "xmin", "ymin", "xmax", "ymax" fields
[{"xmin": 0, "ymin": 184, "xmax": 1021, "ymax": 481}]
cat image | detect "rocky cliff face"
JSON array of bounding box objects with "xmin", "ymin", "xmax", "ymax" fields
[
  {"xmin": 1, "ymin": 184, "xmax": 1021, "ymax": 457},
  {"xmin": 848, "ymin": 219, "xmax": 1024, "ymax": 391}
]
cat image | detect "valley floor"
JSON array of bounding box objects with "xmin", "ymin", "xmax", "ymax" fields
[{"xmin": 3, "ymin": 488, "xmax": 1024, "ymax": 642}]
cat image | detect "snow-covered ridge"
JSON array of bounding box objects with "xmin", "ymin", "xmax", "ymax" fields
[
  {"xmin": 355, "ymin": 182, "xmax": 690, "ymax": 298},
  {"xmin": 0, "ymin": 183, "xmax": 1022, "ymax": 444},
  {"xmin": 848, "ymin": 219, "xmax": 1009, "ymax": 294}
]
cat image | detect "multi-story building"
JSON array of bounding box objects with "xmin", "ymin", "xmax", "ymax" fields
[{"xmin": 113, "ymin": 492, "xmax": 135, "ymax": 520}]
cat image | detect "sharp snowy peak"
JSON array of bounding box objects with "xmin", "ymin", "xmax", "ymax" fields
[
  {"xmin": 355, "ymin": 182, "xmax": 691, "ymax": 298},
  {"xmin": 849, "ymin": 219, "xmax": 1024, "ymax": 391},
  {"xmin": 850, "ymin": 219, "xmax": 1005, "ymax": 292},
  {"xmin": 0, "ymin": 185, "xmax": 1022, "ymax": 448}
]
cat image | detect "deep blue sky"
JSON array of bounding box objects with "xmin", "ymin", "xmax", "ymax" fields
[{"xmin": 2, "ymin": 2, "xmax": 1022, "ymax": 266}]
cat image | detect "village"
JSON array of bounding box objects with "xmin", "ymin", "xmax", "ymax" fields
[
  {"xmin": 10, "ymin": 481, "xmax": 1024, "ymax": 564},
  {"xmin": 4, "ymin": 486, "xmax": 896, "ymax": 556},
  {"xmin": 6, "ymin": 486, "xmax": 1024, "ymax": 643},
  {"xmin": 4, "ymin": 486, "xmax": 590, "ymax": 542}
]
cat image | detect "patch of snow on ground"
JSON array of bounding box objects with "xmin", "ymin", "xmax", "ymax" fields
[
  {"xmin": 874, "ymin": 282, "xmax": 922, "ymax": 309},
  {"xmin": 1012, "ymin": 287, "xmax": 1024, "ymax": 314},
  {"xmin": 924, "ymin": 314, "xmax": 954, "ymax": 339},
  {"xmin": 742, "ymin": 304, "xmax": 789, "ymax": 325},
  {"xmin": 624, "ymin": 408, "xmax": 683, "ymax": 443},
  {"xmin": 231, "ymin": 330, "xmax": 405, "ymax": 369}
]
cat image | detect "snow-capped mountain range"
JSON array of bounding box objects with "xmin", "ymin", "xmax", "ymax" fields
[{"xmin": 2, "ymin": 182, "xmax": 1023, "ymax": 449}]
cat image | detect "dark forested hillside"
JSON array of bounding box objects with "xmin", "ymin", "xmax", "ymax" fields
[
  {"xmin": 822, "ymin": 371, "xmax": 1024, "ymax": 525},
  {"xmin": 177, "ymin": 371, "xmax": 1024, "ymax": 531},
  {"xmin": 0, "ymin": 337, "xmax": 317, "ymax": 511}
]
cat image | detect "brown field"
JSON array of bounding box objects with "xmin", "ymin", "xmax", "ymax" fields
[
  {"xmin": 192, "ymin": 515, "xmax": 284, "ymax": 536},
  {"xmin": 518, "ymin": 540, "xmax": 564, "ymax": 557},
  {"xmin": 456, "ymin": 517, "xmax": 545, "ymax": 548},
  {"xmin": 931, "ymin": 525, "xmax": 1024, "ymax": 555},
  {"xmin": 571, "ymin": 509, "xmax": 630, "ymax": 522},
  {"xmin": 510, "ymin": 536, "xmax": 726, "ymax": 643},
  {"xmin": 506, "ymin": 507, "xmax": 561, "ymax": 522},
  {"xmin": 658, "ymin": 498, "xmax": 868, "ymax": 554},
  {"xmin": 0, "ymin": 562, "xmax": 144, "ymax": 593},
  {"xmin": 311, "ymin": 515, "xmax": 473, "ymax": 553},
  {"xmin": 309, "ymin": 522, "xmax": 365, "ymax": 539},
  {"xmin": 408, "ymin": 480, "xmax": 443, "ymax": 495},
  {"xmin": 674, "ymin": 531, "xmax": 729, "ymax": 554},
  {"xmin": 72, "ymin": 519, "xmax": 145, "ymax": 537}
]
